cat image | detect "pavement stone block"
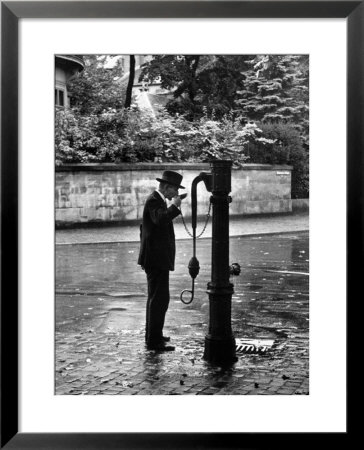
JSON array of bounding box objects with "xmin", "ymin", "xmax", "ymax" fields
[
  {"xmin": 276, "ymin": 388, "xmax": 296, "ymax": 395},
  {"xmin": 65, "ymin": 377, "xmax": 81, "ymax": 383}
]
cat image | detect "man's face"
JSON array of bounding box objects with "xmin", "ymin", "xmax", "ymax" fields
[{"xmin": 165, "ymin": 184, "xmax": 179, "ymax": 200}]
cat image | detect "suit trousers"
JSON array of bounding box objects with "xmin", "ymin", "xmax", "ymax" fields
[{"xmin": 145, "ymin": 268, "xmax": 170, "ymax": 345}]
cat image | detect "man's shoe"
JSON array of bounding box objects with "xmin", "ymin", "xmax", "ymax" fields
[
  {"xmin": 145, "ymin": 336, "xmax": 171, "ymax": 343},
  {"xmin": 147, "ymin": 342, "xmax": 175, "ymax": 351}
]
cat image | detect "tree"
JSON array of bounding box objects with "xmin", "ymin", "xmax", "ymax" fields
[
  {"xmin": 67, "ymin": 55, "xmax": 125, "ymax": 114},
  {"xmin": 140, "ymin": 55, "xmax": 201, "ymax": 119},
  {"xmin": 245, "ymin": 121, "xmax": 309, "ymax": 198},
  {"xmin": 139, "ymin": 55, "xmax": 251, "ymax": 119},
  {"xmin": 235, "ymin": 55, "xmax": 309, "ymax": 145},
  {"xmin": 193, "ymin": 55, "xmax": 251, "ymax": 117},
  {"xmin": 56, "ymin": 55, "xmax": 128, "ymax": 165},
  {"xmin": 124, "ymin": 55, "xmax": 135, "ymax": 108}
]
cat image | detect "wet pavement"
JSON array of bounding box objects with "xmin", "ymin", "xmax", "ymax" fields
[{"xmin": 55, "ymin": 214, "xmax": 309, "ymax": 395}]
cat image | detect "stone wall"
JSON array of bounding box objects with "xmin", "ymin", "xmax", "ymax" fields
[
  {"xmin": 55, "ymin": 163, "xmax": 293, "ymax": 227},
  {"xmin": 292, "ymin": 198, "xmax": 309, "ymax": 212}
]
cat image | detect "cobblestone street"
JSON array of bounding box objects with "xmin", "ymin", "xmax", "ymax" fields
[{"xmin": 56, "ymin": 214, "xmax": 309, "ymax": 395}]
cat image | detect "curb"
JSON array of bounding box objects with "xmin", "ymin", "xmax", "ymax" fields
[{"xmin": 56, "ymin": 228, "xmax": 309, "ymax": 246}]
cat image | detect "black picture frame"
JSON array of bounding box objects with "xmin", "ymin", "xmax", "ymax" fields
[{"xmin": 1, "ymin": 1, "xmax": 359, "ymax": 448}]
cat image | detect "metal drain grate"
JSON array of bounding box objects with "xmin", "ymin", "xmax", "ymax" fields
[{"xmin": 235, "ymin": 338, "xmax": 275, "ymax": 354}]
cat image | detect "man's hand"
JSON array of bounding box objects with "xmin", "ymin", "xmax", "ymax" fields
[{"xmin": 172, "ymin": 196, "xmax": 182, "ymax": 208}]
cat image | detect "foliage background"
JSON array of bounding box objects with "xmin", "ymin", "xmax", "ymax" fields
[{"xmin": 55, "ymin": 54, "xmax": 309, "ymax": 198}]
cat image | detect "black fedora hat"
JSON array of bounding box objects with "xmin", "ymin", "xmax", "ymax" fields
[{"xmin": 156, "ymin": 170, "xmax": 185, "ymax": 189}]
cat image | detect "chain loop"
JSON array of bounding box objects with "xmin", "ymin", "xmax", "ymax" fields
[{"xmin": 180, "ymin": 200, "xmax": 212, "ymax": 239}]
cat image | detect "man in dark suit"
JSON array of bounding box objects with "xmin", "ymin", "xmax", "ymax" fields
[{"xmin": 138, "ymin": 170, "xmax": 186, "ymax": 351}]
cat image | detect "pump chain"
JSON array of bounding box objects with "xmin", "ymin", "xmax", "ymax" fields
[{"xmin": 180, "ymin": 200, "xmax": 212, "ymax": 239}]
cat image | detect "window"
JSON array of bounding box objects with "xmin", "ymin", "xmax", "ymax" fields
[{"xmin": 55, "ymin": 89, "xmax": 65, "ymax": 107}]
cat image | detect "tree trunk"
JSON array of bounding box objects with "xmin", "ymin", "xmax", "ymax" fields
[
  {"xmin": 124, "ymin": 55, "xmax": 136, "ymax": 108},
  {"xmin": 188, "ymin": 56, "xmax": 200, "ymax": 102}
]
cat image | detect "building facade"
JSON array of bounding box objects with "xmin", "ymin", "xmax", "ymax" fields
[{"xmin": 55, "ymin": 55, "xmax": 84, "ymax": 108}]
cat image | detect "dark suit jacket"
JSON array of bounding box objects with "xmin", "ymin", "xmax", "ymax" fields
[{"xmin": 138, "ymin": 191, "xmax": 181, "ymax": 271}]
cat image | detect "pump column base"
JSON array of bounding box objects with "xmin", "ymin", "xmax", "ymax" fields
[{"xmin": 203, "ymin": 335, "xmax": 238, "ymax": 365}]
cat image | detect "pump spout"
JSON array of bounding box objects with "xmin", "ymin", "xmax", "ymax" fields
[{"xmin": 191, "ymin": 172, "xmax": 212, "ymax": 231}]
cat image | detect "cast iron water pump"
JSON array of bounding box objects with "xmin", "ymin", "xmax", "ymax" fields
[{"xmin": 180, "ymin": 160, "xmax": 240, "ymax": 364}]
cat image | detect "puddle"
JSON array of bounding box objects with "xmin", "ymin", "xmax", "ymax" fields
[{"xmin": 248, "ymin": 285, "xmax": 263, "ymax": 290}]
